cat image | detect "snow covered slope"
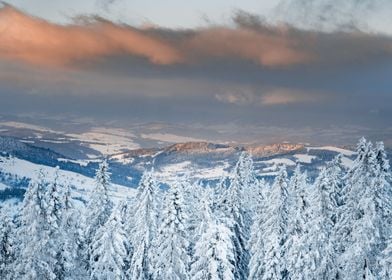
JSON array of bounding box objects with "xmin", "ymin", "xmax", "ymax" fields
[
  {"xmin": 0, "ymin": 155, "xmax": 135, "ymax": 204},
  {"xmin": 0, "ymin": 132, "xmax": 363, "ymax": 190}
]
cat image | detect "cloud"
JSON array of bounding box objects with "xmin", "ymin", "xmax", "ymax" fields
[
  {"xmin": 215, "ymin": 87, "xmax": 322, "ymax": 106},
  {"xmin": 260, "ymin": 89, "xmax": 319, "ymax": 105},
  {"xmin": 0, "ymin": 4, "xmax": 183, "ymax": 66},
  {"xmin": 0, "ymin": 4, "xmax": 310, "ymax": 68},
  {"xmin": 1, "ymin": 4, "xmax": 392, "ymax": 71},
  {"xmin": 215, "ymin": 87, "xmax": 256, "ymax": 105},
  {"xmin": 96, "ymin": 0, "xmax": 118, "ymax": 12},
  {"xmin": 181, "ymin": 27, "xmax": 311, "ymax": 66},
  {"xmin": 274, "ymin": 0, "xmax": 392, "ymax": 33}
]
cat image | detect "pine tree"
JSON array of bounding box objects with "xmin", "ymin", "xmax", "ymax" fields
[
  {"xmin": 46, "ymin": 168, "xmax": 63, "ymax": 233},
  {"xmin": 46, "ymin": 168, "xmax": 67, "ymax": 279},
  {"xmin": 211, "ymin": 176, "xmax": 229, "ymax": 223},
  {"xmin": 337, "ymin": 139, "xmax": 382, "ymax": 279},
  {"xmin": 380, "ymin": 240, "xmax": 392, "ymax": 279},
  {"xmin": 153, "ymin": 181, "xmax": 190, "ymax": 280},
  {"xmin": 303, "ymin": 161, "xmax": 342, "ymax": 279},
  {"xmin": 190, "ymin": 197, "xmax": 235, "ymax": 280},
  {"xmin": 194, "ymin": 189, "xmax": 214, "ymax": 239},
  {"xmin": 180, "ymin": 175, "xmax": 203, "ymax": 248},
  {"xmin": 18, "ymin": 167, "xmax": 76, "ymax": 280},
  {"xmin": 337, "ymin": 139, "xmax": 370, "ymax": 255},
  {"xmin": 248, "ymin": 181, "xmax": 266, "ymax": 280},
  {"xmin": 0, "ymin": 207, "xmax": 15, "ymax": 279},
  {"xmin": 261, "ymin": 166, "xmax": 289, "ymax": 280},
  {"xmin": 127, "ymin": 170, "xmax": 159, "ymax": 280},
  {"xmin": 232, "ymin": 151, "xmax": 258, "ymax": 210},
  {"xmin": 90, "ymin": 205, "xmax": 129, "ymax": 280},
  {"xmin": 373, "ymin": 142, "xmax": 392, "ymax": 242},
  {"xmin": 363, "ymin": 260, "xmax": 376, "ymax": 280},
  {"xmin": 61, "ymin": 183, "xmax": 86, "ymax": 279},
  {"xmin": 15, "ymin": 170, "xmax": 57, "ymax": 279},
  {"xmin": 85, "ymin": 159, "xmax": 114, "ymax": 271},
  {"xmin": 222, "ymin": 180, "xmax": 249, "ymax": 280},
  {"xmin": 285, "ymin": 164, "xmax": 310, "ymax": 280},
  {"xmin": 325, "ymin": 154, "xmax": 345, "ymax": 207},
  {"xmin": 218, "ymin": 152, "xmax": 256, "ymax": 279},
  {"xmin": 85, "ymin": 159, "xmax": 114, "ymax": 240}
]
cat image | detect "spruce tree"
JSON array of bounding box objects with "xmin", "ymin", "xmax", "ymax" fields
[
  {"xmin": 211, "ymin": 176, "xmax": 229, "ymax": 223},
  {"xmin": 153, "ymin": 181, "xmax": 190, "ymax": 280},
  {"xmin": 260, "ymin": 166, "xmax": 289, "ymax": 280},
  {"xmin": 218, "ymin": 152, "xmax": 257, "ymax": 279},
  {"xmin": 232, "ymin": 151, "xmax": 258, "ymax": 210},
  {"xmin": 61, "ymin": 183, "xmax": 86, "ymax": 279},
  {"xmin": 0, "ymin": 207, "xmax": 15, "ymax": 280},
  {"xmin": 304, "ymin": 162, "xmax": 342, "ymax": 279},
  {"xmin": 90, "ymin": 205, "xmax": 129, "ymax": 280},
  {"xmin": 181, "ymin": 175, "xmax": 203, "ymax": 249},
  {"xmin": 337, "ymin": 139, "xmax": 382, "ymax": 279},
  {"xmin": 46, "ymin": 168, "xmax": 67, "ymax": 279},
  {"xmin": 127, "ymin": 170, "xmax": 159, "ymax": 280},
  {"xmin": 190, "ymin": 196, "xmax": 235, "ymax": 280},
  {"xmin": 15, "ymin": 170, "xmax": 57, "ymax": 279},
  {"xmin": 85, "ymin": 159, "xmax": 114, "ymax": 271},
  {"xmin": 285, "ymin": 164, "xmax": 309, "ymax": 280},
  {"xmin": 380, "ymin": 240, "xmax": 392, "ymax": 278},
  {"xmin": 373, "ymin": 142, "xmax": 392, "ymax": 242},
  {"xmin": 248, "ymin": 180, "xmax": 266, "ymax": 280}
]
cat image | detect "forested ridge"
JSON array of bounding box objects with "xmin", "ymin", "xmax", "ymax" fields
[{"xmin": 0, "ymin": 137, "xmax": 391, "ymax": 279}]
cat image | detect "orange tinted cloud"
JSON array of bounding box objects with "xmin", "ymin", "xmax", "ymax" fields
[
  {"xmin": 0, "ymin": 5, "xmax": 310, "ymax": 68},
  {"xmin": 3, "ymin": 5, "xmax": 389, "ymax": 70},
  {"xmin": 0, "ymin": 5, "xmax": 183, "ymax": 66},
  {"xmin": 182, "ymin": 27, "xmax": 310, "ymax": 66}
]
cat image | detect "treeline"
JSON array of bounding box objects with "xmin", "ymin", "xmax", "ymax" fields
[{"xmin": 0, "ymin": 137, "xmax": 391, "ymax": 279}]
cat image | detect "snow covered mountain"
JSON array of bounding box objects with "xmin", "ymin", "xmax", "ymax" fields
[{"xmin": 0, "ymin": 131, "xmax": 369, "ymax": 204}]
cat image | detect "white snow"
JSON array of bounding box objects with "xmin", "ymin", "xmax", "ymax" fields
[
  {"xmin": 0, "ymin": 156, "xmax": 135, "ymax": 204},
  {"xmin": 0, "ymin": 121, "xmax": 60, "ymax": 133},
  {"xmin": 110, "ymin": 154, "xmax": 135, "ymax": 164},
  {"xmin": 155, "ymin": 161, "xmax": 229, "ymax": 182},
  {"xmin": 57, "ymin": 158, "xmax": 97, "ymax": 167},
  {"xmin": 261, "ymin": 158, "xmax": 296, "ymax": 166},
  {"xmin": 40, "ymin": 139, "xmax": 70, "ymax": 144},
  {"xmin": 19, "ymin": 140, "xmax": 35, "ymax": 144},
  {"xmin": 67, "ymin": 127, "xmax": 140, "ymax": 155},
  {"xmin": 307, "ymin": 146, "xmax": 355, "ymax": 156},
  {"xmin": 259, "ymin": 158, "xmax": 296, "ymax": 175},
  {"xmin": 341, "ymin": 156, "xmax": 354, "ymax": 168},
  {"xmin": 0, "ymin": 182, "xmax": 9, "ymax": 190},
  {"xmin": 156, "ymin": 161, "xmax": 192, "ymax": 181},
  {"xmin": 294, "ymin": 154, "xmax": 317, "ymax": 163},
  {"xmin": 259, "ymin": 171, "xmax": 279, "ymax": 177},
  {"xmin": 141, "ymin": 133, "xmax": 205, "ymax": 143},
  {"xmin": 196, "ymin": 163, "xmax": 230, "ymax": 179}
]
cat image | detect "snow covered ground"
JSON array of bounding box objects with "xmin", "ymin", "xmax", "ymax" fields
[
  {"xmin": 67, "ymin": 128, "xmax": 140, "ymax": 155},
  {"xmin": 293, "ymin": 154, "xmax": 317, "ymax": 163},
  {"xmin": 141, "ymin": 133, "xmax": 205, "ymax": 143},
  {"xmin": 307, "ymin": 146, "xmax": 355, "ymax": 156},
  {"xmin": 155, "ymin": 161, "xmax": 230, "ymax": 182},
  {"xmin": 0, "ymin": 155, "xmax": 135, "ymax": 204}
]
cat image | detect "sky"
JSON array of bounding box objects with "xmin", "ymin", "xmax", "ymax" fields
[{"xmin": 1, "ymin": 0, "xmax": 392, "ymax": 146}]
